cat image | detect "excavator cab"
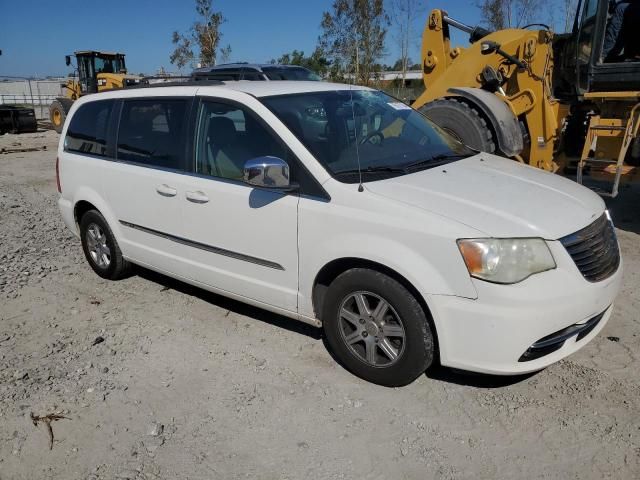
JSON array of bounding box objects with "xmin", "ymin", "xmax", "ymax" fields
[
  {"xmin": 567, "ymin": 0, "xmax": 640, "ymax": 93},
  {"xmin": 72, "ymin": 51, "xmax": 128, "ymax": 95},
  {"xmin": 66, "ymin": 51, "xmax": 128, "ymax": 96},
  {"xmin": 558, "ymin": 0, "xmax": 640, "ymax": 196},
  {"xmin": 49, "ymin": 51, "xmax": 140, "ymax": 134},
  {"xmin": 553, "ymin": 0, "xmax": 640, "ymax": 99}
]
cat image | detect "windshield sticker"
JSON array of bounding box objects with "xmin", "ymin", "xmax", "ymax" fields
[{"xmin": 388, "ymin": 102, "xmax": 412, "ymax": 111}]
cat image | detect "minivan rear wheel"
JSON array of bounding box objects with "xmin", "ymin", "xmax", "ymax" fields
[
  {"xmin": 322, "ymin": 268, "xmax": 434, "ymax": 387},
  {"xmin": 79, "ymin": 210, "xmax": 130, "ymax": 280}
]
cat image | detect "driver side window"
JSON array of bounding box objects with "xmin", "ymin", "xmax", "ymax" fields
[
  {"xmin": 194, "ymin": 100, "xmax": 290, "ymax": 182},
  {"xmin": 602, "ymin": 0, "xmax": 640, "ymax": 62},
  {"xmin": 577, "ymin": 0, "xmax": 599, "ymax": 65}
]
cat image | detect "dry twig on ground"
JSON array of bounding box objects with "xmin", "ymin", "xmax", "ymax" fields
[{"xmin": 30, "ymin": 412, "xmax": 69, "ymax": 450}]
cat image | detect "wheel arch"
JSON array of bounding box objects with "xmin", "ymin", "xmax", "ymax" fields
[
  {"xmin": 447, "ymin": 87, "xmax": 524, "ymax": 157},
  {"xmin": 312, "ymin": 257, "xmax": 440, "ymax": 355},
  {"xmin": 71, "ymin": 188, "xmax": 121, "ymax": 241},
  {"xmin": 74, "ymin": 200, "xmax": 97, "ymax": 228}
]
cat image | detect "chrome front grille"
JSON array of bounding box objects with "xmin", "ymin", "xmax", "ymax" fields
[{"xmin": 559, "ymin": 213, "xmax": 620, "ymax": 283}]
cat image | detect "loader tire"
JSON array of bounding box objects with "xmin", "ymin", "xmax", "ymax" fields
[
  {"xmin": 419, "ymin": 98, "xmax": 496, "ymax": 154},
  {"xmin": 629, "ymin": 137, "xmax": 640, "ymax": 166},
  {"xmin": 49, "ymin": 98, "xmax": 73, "ymax": 134}
]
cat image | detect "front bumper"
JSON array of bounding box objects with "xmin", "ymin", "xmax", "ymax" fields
[{"xmin": 427, "ymin": 240, "xmax": 623, "ymax": 375}]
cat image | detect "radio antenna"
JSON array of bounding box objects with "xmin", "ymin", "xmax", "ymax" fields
[{"xmin": 349, "ymin": 41, "xmax": 364, "ymax": 192}]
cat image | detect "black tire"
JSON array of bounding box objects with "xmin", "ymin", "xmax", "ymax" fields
[
  {"xmin": 419, "ymin": 98, "xmax": 496, "ymax": 153},
  {"xmin": 49, "ymin": 98, "xmax": 73, "ymax": 134},
  {"xmin": 628, "ymin": 137, "xmax": 640, "ymax": 166},
  {"xmin": 322, "ymin": 268, "xmax": 434, "ymax": 387},
  {"xmin": 79, "ymin": 209, "xmax": 130, "ymax": 280}
]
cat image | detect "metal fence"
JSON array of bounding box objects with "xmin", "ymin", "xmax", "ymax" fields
[{"xmin": 0, "ymin": 77, "xmax": 63, "ymax": 119}]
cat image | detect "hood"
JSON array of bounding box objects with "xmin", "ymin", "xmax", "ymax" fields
[{"xmin": 365, "ymin": 154, "xmax": 605, "ymax": 239}]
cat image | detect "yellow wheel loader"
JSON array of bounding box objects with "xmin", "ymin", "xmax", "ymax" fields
[
  {"xmin": 413, "ymin": 0, "xmax": 640, "ymax": 197},
  {"xmin": 49, "ymin": 51, "xmax": 141, "ymax": 133}
]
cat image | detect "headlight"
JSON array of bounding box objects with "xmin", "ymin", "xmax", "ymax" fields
[{"xmin": 457, "ymin": 238, "xmax": 556, "ymax": 284}]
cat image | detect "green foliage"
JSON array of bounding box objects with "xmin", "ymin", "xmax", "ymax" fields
[
  {"xmin": 318, "ymin": 0, "xmax": 390, "ymax": 85},
  {"xmin": 170, "ymin": 31, "xmax": 194, "ymax": 70},
  {"xmin": 390, "ymin": 57, "xmax": 412, "ymax": 70},
  {"xmin": 271, "ymin": 48, "xmax": 331, "ymax": 76},
  {"xmin": 170, "ymin": 0, "xmax": 231, "ymax": 70},
  {"xmin": 389, "ymin": 0, "xmax": 426, "ymax": 80},
  {"xmin": 219, "ymin": 44, "xmax": 232, "ymax": 64}
]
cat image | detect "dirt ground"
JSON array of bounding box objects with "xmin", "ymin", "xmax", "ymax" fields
[{"xmin": 0, "ymin": 130, "xmax": 639, "ymax": 480}]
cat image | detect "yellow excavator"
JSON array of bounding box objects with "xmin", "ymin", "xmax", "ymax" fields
[
  {"xmin": 413, "ymin": 0, "xmax": 640, "ymax": 197},
  {"xmin": 49, "ymin": 51, "xmax": 141, "ymax": 133}
]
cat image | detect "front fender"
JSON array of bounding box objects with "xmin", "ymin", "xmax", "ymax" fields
[
  {"xmin": 448, "ymin": 87, "xmax": 524, "ymax": 157},
  {"xmin": 298, "ymin": 231, "xmax": 478, "ymax": 319}
]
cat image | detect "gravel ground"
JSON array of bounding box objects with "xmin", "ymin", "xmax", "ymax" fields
[{"xmin": 1, "ymin": 130, "xmax": 639, "ymax": 480}]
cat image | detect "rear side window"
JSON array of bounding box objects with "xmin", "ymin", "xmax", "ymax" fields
[
  {"xmin": 116, "ymin": 99, "xmax": 188, "ymax": 170},
  {"xmin": 242, "ymin": 68, "xmax": 265, "ymax": 81},
  {"xmin": 64, "ymin": 100, "xmax": 115, "ymax": 157},
  {"xmin": 194, "ymin": 68, "xmax": 241, "ymax": 81},
  {"xmin": 261, "ymin": 67, "xmax": 321, "ymax": 81}
]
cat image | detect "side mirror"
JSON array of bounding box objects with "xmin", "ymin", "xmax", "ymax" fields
[
  {"xmin": 243, "ymin": 156, "xmax": 291, "ymax": 189},
  {"xmin": 65, "ymin": 55, "xmax": 71, "ymax": 66}
]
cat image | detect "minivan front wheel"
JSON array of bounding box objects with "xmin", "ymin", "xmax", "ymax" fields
[
  {"xmin": 79, "ymin": 210, "xmax": 130, "ymax": 280},
  {"xmin": 322, "ymin": 268, "xmax": 434, "ymax": 387}
]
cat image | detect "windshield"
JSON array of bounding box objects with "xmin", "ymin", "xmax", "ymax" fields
[
  {"xmin": 261, "ymin": 66, "xmax": 321, "ymax": 81},
  {"xmin": 261, "ymin": 90, "xmax": 474, "ymax": 183},
  {"xmin": 95, "ymin": 56, "xmax": 125, "ymax": 74}
]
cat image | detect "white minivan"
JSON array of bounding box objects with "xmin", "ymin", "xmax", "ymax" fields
[{"xmin": 57, "ymin": 81, "xmax": 622, "ymax": 386}]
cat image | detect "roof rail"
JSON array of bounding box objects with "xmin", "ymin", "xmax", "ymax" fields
[{"xmin": 123, "ymin": 78, "xmax": 225, "ymax": 89}]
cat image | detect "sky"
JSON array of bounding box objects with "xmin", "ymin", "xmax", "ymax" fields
[{"xmin": 0, "ymin": 0, "xmax": 485, "ymax": 78}]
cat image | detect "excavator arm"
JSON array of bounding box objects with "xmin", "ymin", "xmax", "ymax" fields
[{"xmin": 413, "ymin": 9, "xmax": 565, "ymax": 172}]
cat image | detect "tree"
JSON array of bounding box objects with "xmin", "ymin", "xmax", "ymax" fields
[
  {"xmin": 561, "ymin": 0, "xmax": 579, "ymax": 32},
  {"xmin": 390, "ymin": 57, "xmax": 412, "ymax": 70},
  {"xmin": 477, "ymin": 0, "xmax": 581, "ymax": 33},
  {"xmin": 318, "ymin": 0, "xmax": 390, "ymax": 85},
  {"xmin": 271, "ymin": 48, "xmax": 331, "ymax": 76},
  {"xmin": 476, "ymin": 0, "xmax": 550, "ymax": 30},
  {"xmin": 219, "ymin": 44, "xmax": 232, "ymax": 64},
  {"xmin": 389, "ymin": 0, "xmax": 426, "ymax": 86},
  {"xmin": 170, "ymin": 0, "xmax": 231, "ymax": 70}
]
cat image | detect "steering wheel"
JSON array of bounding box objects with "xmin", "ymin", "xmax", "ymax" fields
[{"xmin": 360, "ymin": 130, "xmax": 384, "ymax": 146}]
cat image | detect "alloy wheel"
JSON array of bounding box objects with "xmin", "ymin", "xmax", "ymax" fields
[
  {"xmin": 338, "ymin": 291, "xmax": 406, "ymax": 367},
  {"xmin": 85, "ymin": 223, "xmax": 111, "ymax": 269}
]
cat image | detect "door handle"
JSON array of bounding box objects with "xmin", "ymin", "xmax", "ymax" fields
[
  {"xmin": 156, "ymin": 184, "xmax": 177, "ymax": 197},
  {"xmin": 185, "ymin": 190, "xmax": 209, "ymax": 204}
]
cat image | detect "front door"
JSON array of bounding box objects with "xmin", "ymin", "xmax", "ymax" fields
[
  {"xmin": 178, "ymin": 98, "xmax": 299, "ymax": 312},
  {"xmin": 78, "ymin": 55, "xmax": 98, "ymax": 94}
]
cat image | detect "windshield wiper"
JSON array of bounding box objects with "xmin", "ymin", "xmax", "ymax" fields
[
  {"xmin": 402, "ymin": 153, "xmax": 471, "ymax": 171},
  {"xmin": 334, "ymin": 165, "xmax": 407, "ymax": 176},
  {"xmin": 333, "ymin": 153, "xmax": 472, "ymax": 178}
]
